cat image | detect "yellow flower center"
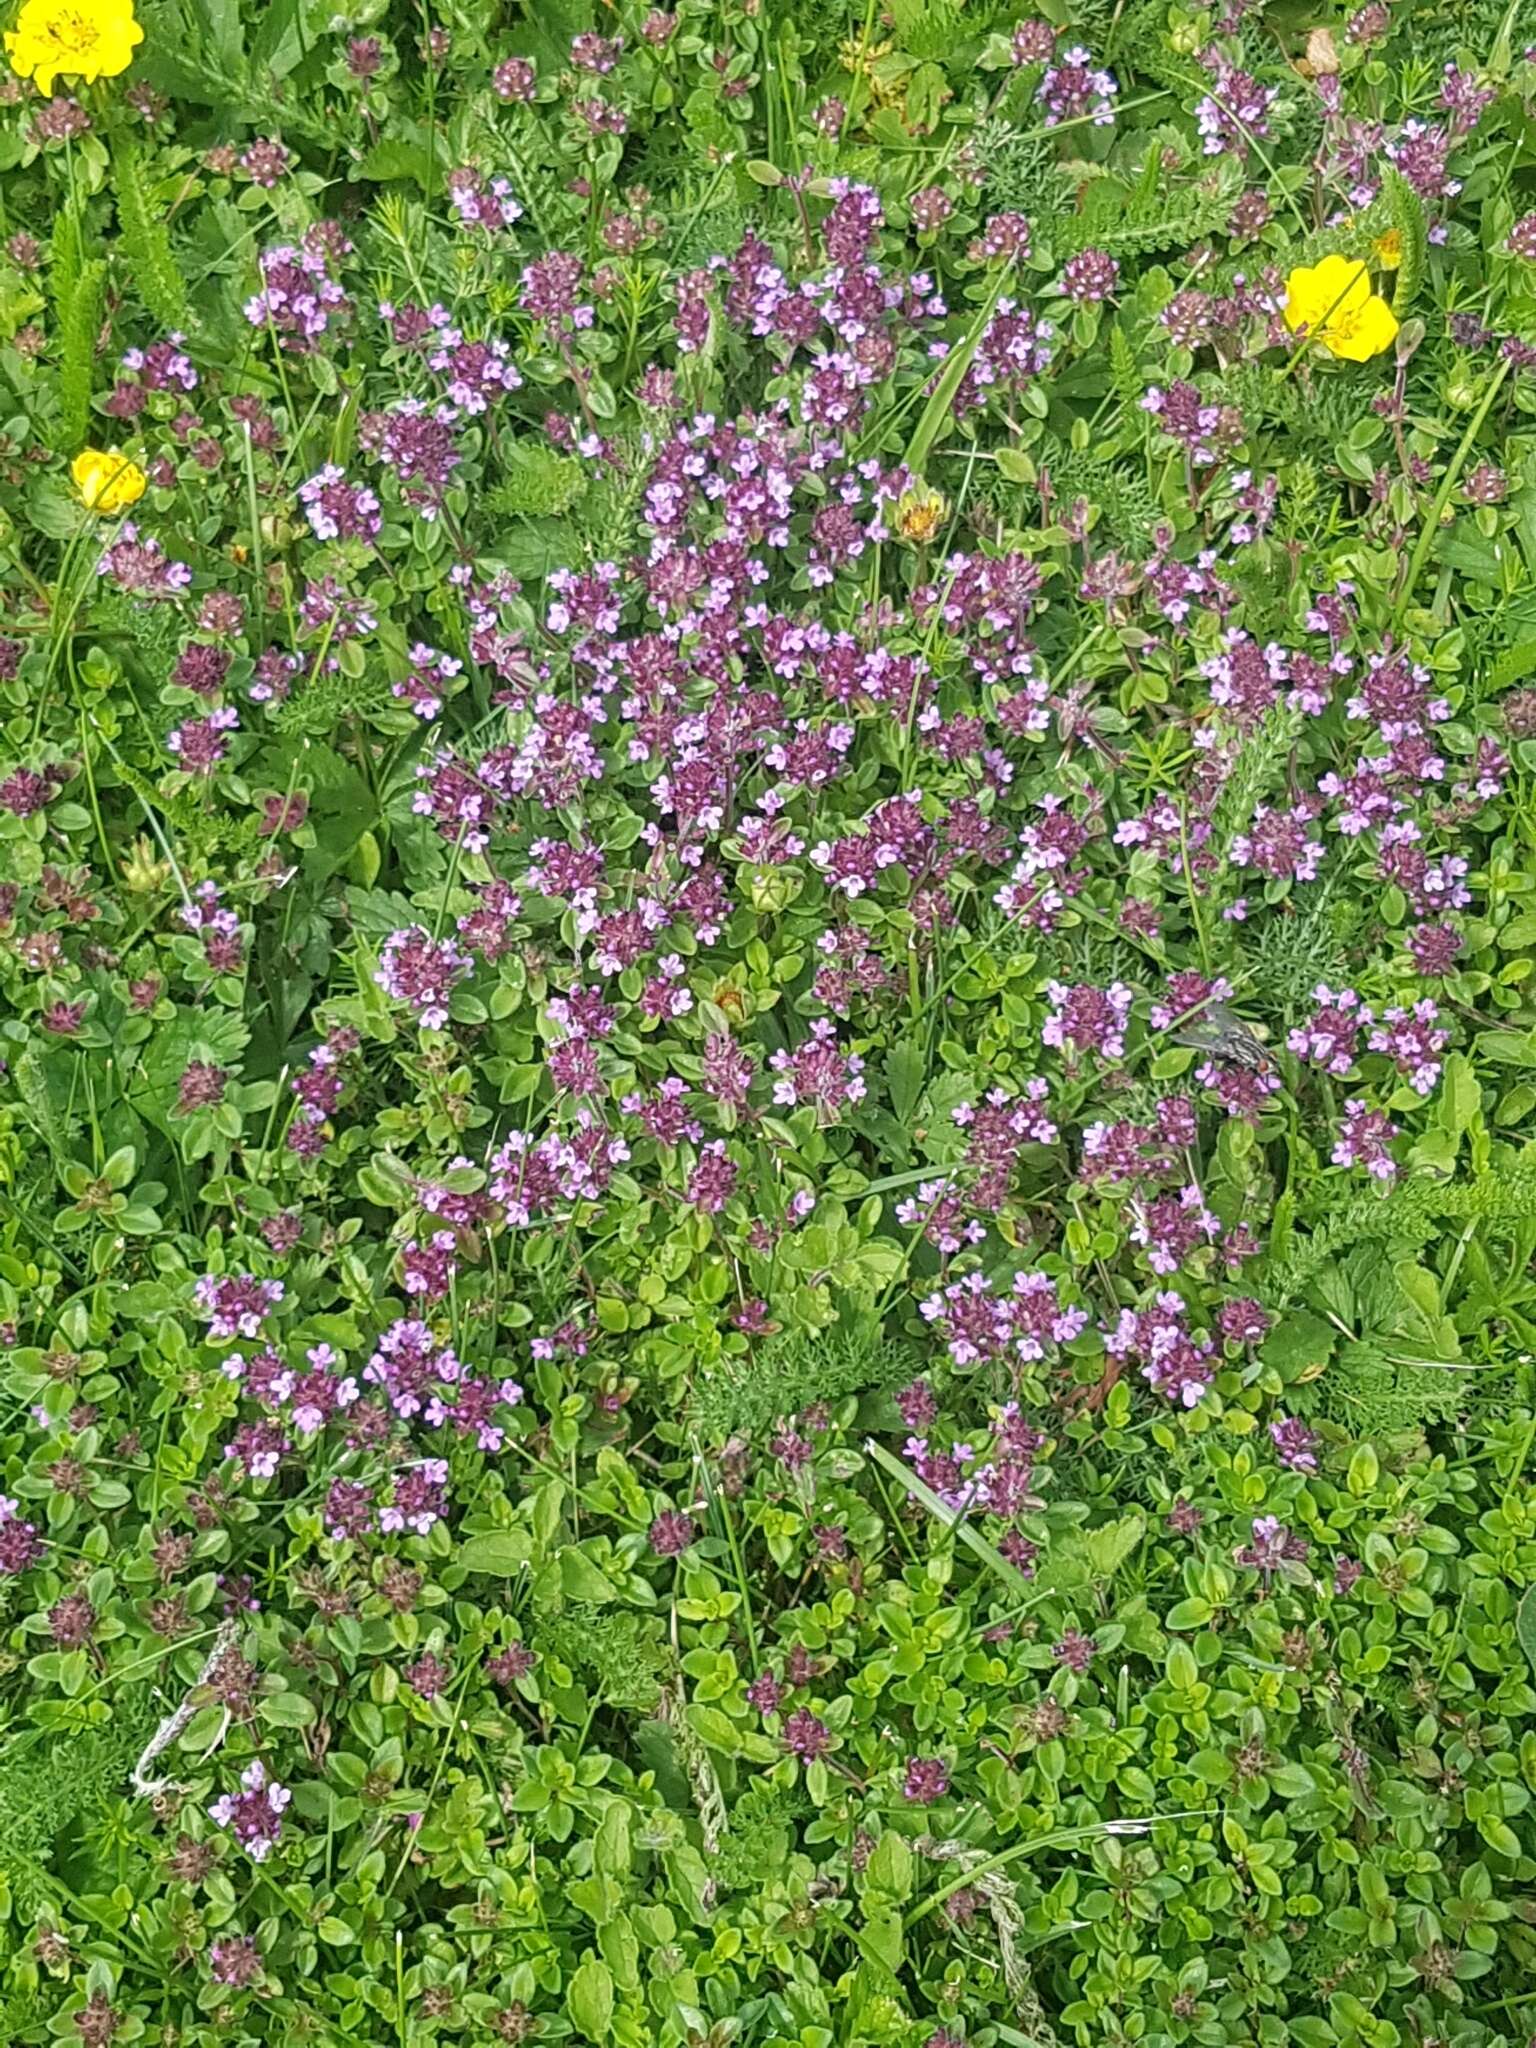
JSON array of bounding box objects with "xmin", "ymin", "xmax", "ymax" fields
[
  {"xmin": 41, "ymin": 8, "xmax": 102, "ymax": 54},
  {"xmin": 1322, "ymin": 306, "xmax": 1368, "ymax": 346}
]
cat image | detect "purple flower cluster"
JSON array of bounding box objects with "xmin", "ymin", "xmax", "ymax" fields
[
  {"xmin": 376, "ymin": 927, "xmax": 472, "ymax": 1030},
  {"xmin": 210, "ymin": 1760, "xmax": 290, "ymax": 1861},
  {"xmin": 244, "ymin": 228, "xmax": 351, "ymax": 350},
  {"xmin": 194, "ymin": 1273, "xmax": 284, "ymax": 1342}
]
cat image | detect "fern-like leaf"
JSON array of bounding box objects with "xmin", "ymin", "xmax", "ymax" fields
[
  {"xmin": 1491, "ymin": 640, "xmax": 1536, "ymax": 691},
  {"xmin": 690, "ymin": 1324, "xmax": 917, "ymax": 1443},
  {"xmin": 49, "ymin": 200, "xmax": 84, "ymax": 332},
  {"xmin": 1384, "ymin": 167, "xmax": 1427, "ymax": 313},
  {"xmin": 1264, "ymin": 1161, "xmax": 1536, "ymax": 1314},
  {"xmin": 57, "ymin": 257, "xmax": 106, "ymax": 453},
  {"xmin": 1035, "ymin": 435, "xmax": 1158, "ymax": 553},
  {"xmin": 488, "ymin": 441, "xmax": 588, "ymax": 520},
  {"xmin": 112, "ymin": 130, "xmax": 189, "ymax": 332},
  {"xmin": 1211, "ymin": 704, "xmax": 1305, "ymax": 862},
  {"xmin": 1058, "ymin": 163, "xmax": 1243, "ymax": 260}
]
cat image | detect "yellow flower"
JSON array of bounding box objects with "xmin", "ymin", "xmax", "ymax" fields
[
  {"xmin": 1373, "ymin": 228, "xmax": 1403, "ymax": 271},
  {"xmin": 71, "ymin": 446, "xmax": 147, "ymax": 514},
  {"xmin": 1282, "ymin": 254, "xmax": 1399, "ymax": 362},
  {"xmin": 895, "ymin": 483, "xmax": 947, "ymax": 546},
  {"xmin": 6, "ymin": 0, "xmax": 142, "ymax": 96}
]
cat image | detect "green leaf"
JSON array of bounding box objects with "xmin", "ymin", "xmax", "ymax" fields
[
  {"xmin": 1518, "ymin": 1585, "xmax": 1536, "ymax": 1678},
  {"xmin": 458, "ymin": 1530, "xmax": 532, "ymax": 1577},
  {"xmin": 1271, "ymin": 1763, "xmax": 1316, "ymax": 1799},
  {"xmin": 1166, "ymin": 1640, "xmax": 1199, "ymax": 1689},
  {"xmin": 56, "ymin": 257, "xmax": 106, "ymax": 454},
  {"xmin": 560, "ymin": 1547, "xmax": 621, "ymax": 1604},
  {"xmin": 884, "ymin": 1041, "xmax": 928, "ymax": 1124},
  {"xmin": 567, "ymin": 1956, "xmax": 614, "ymax": 2042},
  {"xmin": 686, "ymin": 1702, "xmax": 743, "ymax": 1754},
  {"xmin": 1490, "ymin": 640, "xmax": 1536, "ymax": 691},
  {"xmin": 111, "ymin": 131, "xmax": 188, "ymax": 331},
  {"xmin": 1346, "ymin": 1443, "xmax": 1380, "ymax": 1496},
  {"xmin": 259, "ymin": 1691, "xmax": 317, "ymax": 1727},
  {"xmin": 1384, "ymin": 166, "xmax": 1427, "ymax": 312},
  {"xmin": 1164, "ymin": 1597, "xmax": 1213, "ymax": 1630},
  {"xmin": 356, "ymin": 135, "xmax": 442, "ymax": 188},
  {"xmin": 1082, "ymin": 1513, "xmax": 1145, "ymax": 1579},
  {"xmin": 867, "ymin": 1831, "xmax": 913, "ymax": 1900},
  {"xmin": 102, "ymin": 1146, "xmax": 137, "ymax": 1190},
  {"xmin": 27, "ymin": 478, "xmax": 86, "ymax": 541},
  {"xmin": 595, "ymin": 1802, "xmax": 632, "ymax": 1879},
  {"xmin": 1258, "ymin": 1310, "xmax": 1336, "ymax": 1378},
  {"xmin": 250, "ymin": 0, "xmax": 321, "ymax": 77},
  {"xmin": 905, "ymin": 263, "xmax": 1014, "ymax": 478}
]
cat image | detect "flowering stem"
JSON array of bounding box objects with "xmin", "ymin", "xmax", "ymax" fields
[
  {"xmin": 87, "ymin": 715, "xmax": 195, "ymax": 915},
  {"xmin": 905, "ymin": 258, "xmax": 1014, "ymax": 480},
  {"xmin": 241, "ymin": 423, "xmax": 267, "ymax": 653},
  {"xmin": 1178, "ymin": 808, "xmax": 1212, "ymax": 972},
  {"xmin": 903, "ymin": 1809, "xmax": 1217, "ymax": 1932},
  {"xmin": 1392, "ymin": 355, "xmax": 1511, "ymax": 627}
]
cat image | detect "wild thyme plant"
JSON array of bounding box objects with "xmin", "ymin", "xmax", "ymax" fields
[{"xmin": 0, "ymin": 2, "xmax": 1532, "ymax": 2045}]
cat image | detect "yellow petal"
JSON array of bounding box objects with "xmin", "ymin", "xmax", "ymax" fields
[
  {"xmin": 1281, "ymin": 281, "xmax": 1312, "ymax": 335},
  {"xmin": 71, "ymin": 451, "xmax": 106, "ymax": 507},
  {"xmin": 1328, "ymin": 294, "xmax": 1399, "ymax": 362},
  {"xmin": 71, "ymin": 446, "xmax": 146, "ymax": 513},
  {"xmin": 1309, "ymin": 254, "xmax": 1373, "ymax": 319},
  {"xmin": 1284, "ymin": 256, "xmax": 1370, "ymax": 336}
]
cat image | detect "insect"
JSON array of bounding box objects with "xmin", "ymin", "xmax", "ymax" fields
[{"xmin": 1170, "ymin": 1000, "xmax": 1272, "ymax": 1071}]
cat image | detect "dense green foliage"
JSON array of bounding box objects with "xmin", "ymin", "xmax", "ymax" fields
[{"xmin": 0, "ymin": 3, "xmax": 1535, "ymax": 2047}]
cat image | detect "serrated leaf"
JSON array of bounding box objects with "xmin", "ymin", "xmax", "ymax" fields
[
  {"xmin": 356, "ymin": 136, "xmax": 441, "ymax": 188},
  {"xmin": 883, "ymin": 1041, "xmax": 928, "ymax": 1124}
]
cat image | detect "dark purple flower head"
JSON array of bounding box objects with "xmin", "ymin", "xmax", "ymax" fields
[
  {"xmin": 903, "ymin": 1755, "xmax": 951, "ymax": 1803},
  {"xmin": 1052, "ymin": 1627, "xmax": 1095, "ymax": 1673},
  {"xmin": 1270, "ymin": 1415, "xmax": 1320, "ymax": 1472},
  {"xmin": 209, "ymin": 1760, "xmax": 290, "ymax": 1861},
  {"xmin": 1011, "ymin": 18, "xmax": 1057, "ymax": 62},
  {"xmin": 1061, "ymin": 248, "xmax": 1119, "ymax": 303},
  {"xmin": 239, "ymin": 137, "xmax": 293, "ymax": 187},
  {"xmin": 493, "ymin": 55, "xmax": 537, "ymax": 100},
  {"xmin": 209, "ymin": 1935, "xmax": 262, "ymax": 1986},
  {"xmin": 76, "ymin": 1992, "xmax": 120, "ymax": 2048},
  {"xmin": 649, "ymin": 1509, "xmax": 696, "ymax": 1558},
  {"xmin": 1238, "ymin": 1516, "xmax": 1309, "ymax": 1580},
  {"xmin": 782, "ymin": 1707, "xmax": 832, "ymax": 1760},
  {"xmin": 175, "ymin": 1061, "xmax": 228, "ymax": 1115},
  {"xmin": 405, "ymin": 1650, "xmax": 452, "ymax": 1699},
  {"xmin": 487, "ymin": 1641, "xmax": 537, "ymax": 1687},
  {"xmin": 48, "ymin": 1592, "xmax": 96, "ymax": 1646},
  {"xmin": 747, "ymin": 1670, "xmax": 782, "ymax": 1714},
  {"xmin": 1037, "ymin": 45, "xmax": 1117, "ymax": 126}
]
